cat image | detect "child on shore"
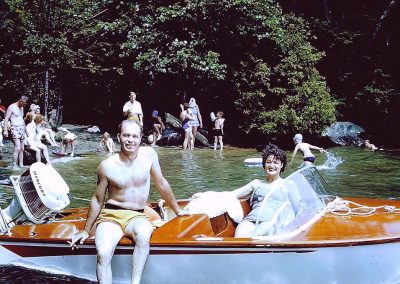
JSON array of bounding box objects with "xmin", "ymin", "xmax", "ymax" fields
[
  {"xmin": 211, "ymin": 111, "xmax": 225, "ymax": 150},
  {"xmin": 288, "ymin": 133, "xmax": 325, "ymax": 167},
  {"xmin": 151, "ymin": 110, "xmax": 165, "ymax": 146},
  {"xmin": 100, "ymin": 132, "xmax": 116, "ymax": 153}
]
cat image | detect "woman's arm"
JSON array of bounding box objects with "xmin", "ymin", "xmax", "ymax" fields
[
  {"xmin": 232, "ymin": 180, "xmax": 256, "ymax": 199},
  {"xmin": 197, "ymin": 106, "xmax": 203, "ymax": 128}
]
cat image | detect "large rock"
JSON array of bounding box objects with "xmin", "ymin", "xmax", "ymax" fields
[{"xmin": 322, "ymin": 122, "xmax": 365, "ymax": 146}]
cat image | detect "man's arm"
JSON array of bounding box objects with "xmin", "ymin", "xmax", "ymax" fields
[
  {"xmin": 150, "ymin": 150, "xmax": 183, "ymax": 215},
  {"xmin": 3, "ymin": 106, "xmax": 12, "ymax": 137},
  {"xmin": 122, "ymin": 102, "xmax": 130, "ymax": 117},
  {"xmin": 197, "ymin": 107, "xmax": 203, "ymax": 128},
  {"xmin": 288, "ymin": 146, "xmax": 299, "ymax": 167},
  {"xmin": 70, "ymin": 163, "xmax": 108, "ymax": 245},
  {"xmin": 308, "ymin": 144, "xmax": 324, "ymax": 152}
]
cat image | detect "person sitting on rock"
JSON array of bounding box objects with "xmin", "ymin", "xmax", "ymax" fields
[
  {"xmin": 25, "ymin": 114, "xmax": 52, "ymax": 166},
  {"xmin": 100, "ymin": 132, "xmax": 116, "ymax": 153}
]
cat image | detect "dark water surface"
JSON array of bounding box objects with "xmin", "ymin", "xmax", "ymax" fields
[{"xmin": 1, "ymin": 145, "xmax": 400, "ymax": 283}]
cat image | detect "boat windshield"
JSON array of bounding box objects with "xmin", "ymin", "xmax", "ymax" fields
[{"xmin": 253, "ymin": 166, "xmax": 335, "ymax": 240}]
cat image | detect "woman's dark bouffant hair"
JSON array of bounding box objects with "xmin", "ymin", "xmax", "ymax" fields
[{"xmin": 262, "ymin": 143, "xmax": 287, "ymax": 172}]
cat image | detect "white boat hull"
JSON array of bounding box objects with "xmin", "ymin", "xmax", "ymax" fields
[{"xmin": 2, "ymin": 241, "xmax": 400, "ymax": 284}]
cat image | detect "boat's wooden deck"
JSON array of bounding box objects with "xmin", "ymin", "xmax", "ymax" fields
[{"xmin": 2, "ymin": 197, "xmax": 400, "ymax": 247}]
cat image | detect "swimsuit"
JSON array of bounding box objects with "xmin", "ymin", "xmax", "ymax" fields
[
  {"xmin": 244, "ymin": 181, "xmax": 288, "ymax": 223},
  {"xmin": 188, "ymin": 106, "xmax": 200, "ymax": 127},
  {"xmin": 10, "ymin": 125, "xmax": 25, "ymax": 140},
  {"xmin": 303, "ymin": 156, "xmax": 315, "ymax": 163},
  {"xmin": 213, "ymin": 129, "xmax": 223, "ymax": 136},
  {"xmin": 96, "ymin": 203, "xmax": 150, "ymax": 231}
]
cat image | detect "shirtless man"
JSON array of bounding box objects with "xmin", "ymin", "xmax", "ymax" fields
[
  {"xmin": 70, "ymin": 120, "xmax": 186, "ymax": 284},
  {"xmin": 123, "ymin": 92, "xmax": 143, "ymax": 127},
  {"xmin": 3, "ymin": 96, "xmax": 28, "ymax": 169},
  {"xmin": 288, "ymin": 133, "xmax": 325, "ymax": 167}
]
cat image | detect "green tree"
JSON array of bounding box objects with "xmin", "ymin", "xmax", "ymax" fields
[{"xmin": 122, "ymin": 0, "xmax": 336, "ymax": 137}]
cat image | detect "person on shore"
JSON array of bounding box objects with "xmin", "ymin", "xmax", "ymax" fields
[
  {"xmin": 3, "ymin": 96, "xmax": 28, "ymax": 169},
  {"xmin": 32, "ymin": 107, "xmax": 58, "ymax": 147},
  {"xmin": 188, "ymin": 98, "xmax": 203, "ymax": 149},
  {"xmin": 0, "ymin": 99, "xmax": 6, "ymax": 148},
  {"xmin": 70, "ymin": 120, "xmax": 187, "ymax": 284},
  {"xmin": 100, "ymin": 132, "xmax": 116, "ymax": 153},
  {"xmin": 211, "ymin": 111, "xmax": 225, "ymax": 151},
  {"xmin": 123, "ymin": 91, "xmax": 143, "ymax": 127},
  {"xmin": 61, "ymin": 129, "xmax": 77, "ymax": 157},
  {"xmin": 288, "ymin": 134, "xmax": 325, "ymax": 167},
  {"xmin": 180, "ymin": 103, "xmax": 194, "ymax": 150},
  {"xmin": 25, "ymin": 114, "xmax": 52, "ymax": 166},
  {"xmin": 151, "ymin": 110, "xmax": 165, "ymax": 146},
  {"xmin": 25, "ymin": 103, "xmax": 38, "ymax": 120}
]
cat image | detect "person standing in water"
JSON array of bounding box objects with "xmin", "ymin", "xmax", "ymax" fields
[
  {"xmin": 70, "ymin": 120, "xmax": 187, "ymax": 284},
  {"xmin": 211, "ymin": 111, "xmax": 225, "ymax": 151},
  {"xmin": 123, "ymin": 91, "xmax": 143, "ymax": 127},
  {"xmin": 180, "ymin": 103, "xmax": 194, "ymax": 150},
  {"xmin": 3, "ymin": 95, "xmax": 28, "ymax": 169},
  {"xmin": 188, "ymin": 98, "xmax": 203, "ymax": 149},
  {"xmin": 288, "ymin": 133, "xmax": 325, "ymax": 167}
]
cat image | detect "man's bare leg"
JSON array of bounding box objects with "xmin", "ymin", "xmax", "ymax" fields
[
  {"xmin": 35, "ymin": 148, "xmax": 41, "ymax": 163},
  {"xmin": 125, "ymin": 218, "xmax": 153, "ymax": 284},
  {"xmin": 12, "ymin": 139, "xmax": 24, "ymax": 168},
  {"xmin": 95, "ymin": 222, "xmax": 124, "ymax": 284}
]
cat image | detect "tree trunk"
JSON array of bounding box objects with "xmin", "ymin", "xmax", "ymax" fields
[
  {"xmin": 56, "ymin": 79, "xmax": 63, "ymax": 126},
  {"xmin": 322, "ymin": 0, "xmax": 331, "ymax": 24},
  {"xmin": 44, "ymin": 69, "xmax": 49, "ymax": 119},
  {"xmin": 369, "ymin": 0, "xmax": 398, "ymax": 47}
]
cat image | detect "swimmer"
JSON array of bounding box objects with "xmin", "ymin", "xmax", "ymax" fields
[
  {"xmin": 364, "ymin": 139, "xmax": 378, "ymax": 151},
  {"xmin": 288, "ymin": 133, "xmax": 325, "ymax": 167}
]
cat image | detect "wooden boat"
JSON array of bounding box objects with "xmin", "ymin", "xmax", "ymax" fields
[
  {"xmin": 1, "ymin": 166, "xmax": 400, "ymax": 283},
  {"xmin": 165, "ymin": 112, "xmax": 209, "ymax": 146}
]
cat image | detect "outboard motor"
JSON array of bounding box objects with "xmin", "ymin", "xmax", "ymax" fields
[{"xmin": 0, "ymin": 162, "xmax": 70, "ymax": 233}]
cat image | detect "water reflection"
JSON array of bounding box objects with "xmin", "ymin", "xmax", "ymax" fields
[{"xmin": 1, "ymin": 145, "xmax": 399, "ymax": 208}]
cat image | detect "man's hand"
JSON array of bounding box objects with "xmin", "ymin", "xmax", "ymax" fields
[{"xmin": 69, "ymin": 230, "xmax": 89, "ymax": 250}]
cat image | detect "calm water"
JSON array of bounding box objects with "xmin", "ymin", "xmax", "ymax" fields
[{"xmin": 1, "ymin": 145, "xmax": 400, "ymax": 282}]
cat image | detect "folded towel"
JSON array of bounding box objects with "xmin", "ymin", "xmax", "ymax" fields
[{"xmin": 185, "ymin": 191, "xmax": 244, "ymax": 223}]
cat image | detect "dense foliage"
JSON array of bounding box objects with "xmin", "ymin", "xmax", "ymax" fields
[{"xmin": 1, "ymin": 0, "xmax": 398, "ymax": 146}]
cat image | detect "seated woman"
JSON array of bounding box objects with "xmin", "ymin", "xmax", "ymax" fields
[
  {"xmin": 25, "ymin": 114, "xmax": 52, "ymax": 166},
  {"xmin": 232, "ymin": 144, "xmax": 291, "ymax": 237}
]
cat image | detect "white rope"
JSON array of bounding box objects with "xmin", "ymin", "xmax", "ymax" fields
[{"xmin": 326, "ymin": 197, "xmax": 400, "ymax": 216}]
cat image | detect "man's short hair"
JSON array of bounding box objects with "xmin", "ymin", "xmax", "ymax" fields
[
  {"xmin": 261, "ymin": 143, "xmax": 287, "ymax": 172},
  {"xmin": 129, "ymin": 91, "xmax": 136, "ymax": 97},
  {"xmin": 118, "ymin": 119, "xmax": 142, "ymax": 135},
  {"xmin": 20, "ymin": 96, "xmax": 28, "ymax": 102}
]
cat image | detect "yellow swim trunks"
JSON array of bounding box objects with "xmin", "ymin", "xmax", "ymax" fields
[{"xmin": 97, "ymin": 208, "xmax": 151, "ymax": 231}]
